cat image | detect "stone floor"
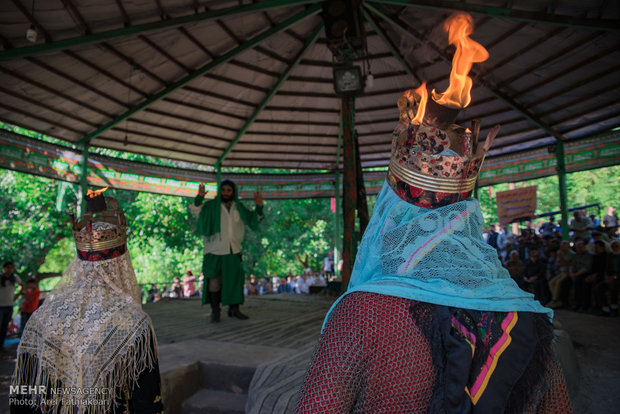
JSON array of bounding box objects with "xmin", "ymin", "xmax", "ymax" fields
[{"xmin": 0, "ymin": 295, "xmax": 618, "ymax": 413}]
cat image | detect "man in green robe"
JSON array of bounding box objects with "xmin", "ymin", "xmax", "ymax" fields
[{"xmin": 190, "ymin": 179, "xmax": 263, "ymax": 322}]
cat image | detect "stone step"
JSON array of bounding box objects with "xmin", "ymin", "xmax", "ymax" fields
[
  {"xmin": 181, "ymin": 389, "xmax": 247, "ymax": 414},
  {"xmin": 200, "ymin": 362, "xmax": 256, "ymax": 393}
]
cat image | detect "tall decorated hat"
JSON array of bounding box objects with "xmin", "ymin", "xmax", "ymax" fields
[
  {"xmin": 70, "ymin": 187, "xmax": 128, "ymax": 261},
  {"xmin": 387, "ymin": 13, "xmax": 500, "ymax": 209}
]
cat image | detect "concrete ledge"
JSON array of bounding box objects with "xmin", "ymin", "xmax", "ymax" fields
[
  {"xmin": 182, "ymin": 389, "xmax": 247, "ymax": 414},
  {"xmin": 553, "ymin": 329, "xmax": 580, "ymax": 399},
  {"xmin": 161, "ymin": 361, "xmax": 201, "ymax": 414},
  {"xmin": 158, "ymin": 339, "xmax": 298, "ymax": 414}
]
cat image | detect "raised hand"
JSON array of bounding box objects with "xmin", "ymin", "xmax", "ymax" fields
[{"xmin": 198, "ymin": 183, "xmax": 206, "ymax": 197}]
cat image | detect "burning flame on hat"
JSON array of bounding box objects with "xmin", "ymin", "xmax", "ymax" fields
[
  {"xmin": 432, "ymin": 13, "xmax": 489, "ymax": 108},
  {"xmin": 411, "ymin": 13, "xmax": 489, "ymax": 123},
  {"xmin": 411, "ymin": 82, "xmax": 428, "ymax": 124},
  {"xmin": 86, "ymin": 187, "xmax": 108, "ymax": 198}
]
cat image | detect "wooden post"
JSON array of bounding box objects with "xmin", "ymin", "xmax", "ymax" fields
[{"xmin": 341, "ymin": 95, "xmax": 356, "ymax": 290}]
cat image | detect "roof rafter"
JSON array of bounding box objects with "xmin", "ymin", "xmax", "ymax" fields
[
  {"xmin": 77, "ymin": 4, "xmax": 322, "ymax": 146},
  {"xmin": 368, "ymin": 0, "xmax": 620, "ymax": 32},
  {"xmin": 0, "ymin": 0, "xmax": 322, "ymax": 61},
  {"xmin": 216, "ymin": 23, "xmax": 325, "ymax": 166}
]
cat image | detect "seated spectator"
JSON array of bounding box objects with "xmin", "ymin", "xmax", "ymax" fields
[
  {"xmin": 522, "ymin": 250, "xmax": 550, "ymax": 304},
  {"xmin": 589, "ymin": 214, "xmax": 601, "ymax": 228},
  {"xmin": 170, "ymin": 277, "xmax": 183, "ymax": 298},
  {"xmin": 559, "ymin": 240, "xmax": 593, "ymax": 311},
  {"xmin": 587, "ymin": 231, "xmax": 609, "ymax": 254},
  {"xmin": 545, "ymin": 248, "xmax": 558, "ymax": 287},
  {"xmin": 161, "ymin": 284, "xmax": 170, "ymax": 298},
  {"xmin": 147, "ymin": 284, "xmax": 159, "ymax": 303},
  {"xmin": 594, "ymin": 240, "xmax": 620, "ymax": 316},
  {"xmin": 262, "ymin": 277, "xmax": 272, "ymax": 294},
  {"xmin": 183, "ymin": 270, "xmax": 198, "ymax": 298},
  {"xmin": 248, "ymin": 276, "xmax": 258, "ymax": 295},
  {"xmin": 547, "ymin": 242, "xmax": 575, "ymax": 309},
  {"xmin": 277, "ymin": 277, "xmax": 293, "ymax": 294},
  {"xmin": 504, "ymin": 251, "xmax": 524, "ymax": 289},
  {"xmin": 287, "ymin": 275, "xmax": 296, "ymax": 292},
  {"xmin": 295, "ymin": 275, "xmax": 309, "ymax": 294},
  {"xmin": 525, "ymin": 235, "xmax": 545, "ymax": 262}
]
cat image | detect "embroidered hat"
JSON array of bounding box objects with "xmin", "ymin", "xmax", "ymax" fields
[{"xmin": 71, "ymin": 190, "xmax": 127, "ymax": 261}]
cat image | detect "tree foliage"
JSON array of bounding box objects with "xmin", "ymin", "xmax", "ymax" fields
[{"xmin": 0, "ymin": 170, "xmax": 75, "ymax": 278}]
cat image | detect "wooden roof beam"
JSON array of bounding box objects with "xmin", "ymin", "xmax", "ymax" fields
[{"xmin": 369, "ymin": 0, "xmax": 620, "ymax": 32}]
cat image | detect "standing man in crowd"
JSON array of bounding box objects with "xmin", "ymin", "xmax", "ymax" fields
[
  {"xmin": 570, "ymin": 210, "xmax": 593, "ymax": 242},
  {"xmin": 190, "ymin": 180, "xmax": 263, "ymax": 322},
  {"xmin": 323, "ymin": 251, "xmax": 335, "ymax": 279},
  {"xmin": 16, "ymin": 277, "xmax": 39, "ymax": 335},
  {"xmin": 540, "ymin": 216, "xmax": 557, "ymax": 238},
  {"xmin": 486, "ymin": 223, "xmax": 499, "ymax": 250},
  {"xmin": 603, "ymin": 206, "xmax": 618, "ymax": 229}
]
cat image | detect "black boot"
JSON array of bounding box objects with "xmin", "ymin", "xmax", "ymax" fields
[
  {"xmin": 209, "ymin": 292, "xmax": 221, "ymax": 323},
  {"xmin": 228, "ymin": 304, "xmax": 249, "ymax": 320}
]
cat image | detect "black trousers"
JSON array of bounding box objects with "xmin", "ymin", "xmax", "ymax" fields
[{"xmin": 0, "ymin": 306, "xmax": 13, "ymax": 348}]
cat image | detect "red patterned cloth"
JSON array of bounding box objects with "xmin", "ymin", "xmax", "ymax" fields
[{"xmin": 297, "ymin": 292, "xmax": 572, "ymax": 414}]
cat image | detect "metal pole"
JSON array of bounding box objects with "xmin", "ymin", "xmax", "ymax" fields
[
  {"xmin": 78, "ymin": 145, "xmax": 89, "ymax": 216},
  {"xmin": 215, "ymin": 163, "xmax": 222, "ymax": 190},
  {"xmin": 556, "ymin": 142, "xmax": 570, "ymax": 240},
  {"xmin": 342, "ymin": 95, "xmax": 356, "ymax": 290}
]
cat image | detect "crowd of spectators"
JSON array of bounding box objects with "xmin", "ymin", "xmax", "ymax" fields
[
  {"xmin": 141, "ymin": 257, "xmax": 341, "ymax": 303},
  {"xmin": 143, "ymin": 269, "xmax": 202, "ymax": 303},
  {"xmin": 485, "ymin": 206, "xmax": 619, "ymax": 317},
  {"xmin": 245, "ymin": 271, "xmax": 330, "ymax": 296}
]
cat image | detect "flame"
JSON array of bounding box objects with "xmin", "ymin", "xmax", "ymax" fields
[
  {"xmin": 412, "ymin": 82, "xmax": 428, "ymax": 124},
  {"xmin": 86, "ymin": 186, "xmax": 108, "ymax": 198},
  {"xmin": 432, "ymin": 13, "xmax": 489, "ymax": 108}
]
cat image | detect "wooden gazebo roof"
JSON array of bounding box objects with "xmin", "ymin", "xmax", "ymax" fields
[{"xmin": 0, "ymin": 0, "xmax": 618, "ymax": 171}]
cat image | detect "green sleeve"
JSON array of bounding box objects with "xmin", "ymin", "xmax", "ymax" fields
[
  {"xmin": 194, "ymin": 194, "xmax": 204, "ymax": 206},
  {"xmin": 237, "ymin": 202, "xmax": 264, "ymax": 232}
]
